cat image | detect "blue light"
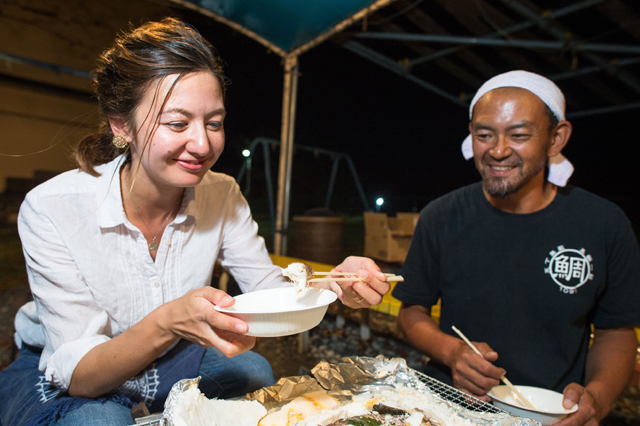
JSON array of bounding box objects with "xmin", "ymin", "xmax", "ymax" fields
[{"xmin": 376, "ymin": 198, "xmax": 384, "ymax": 206}]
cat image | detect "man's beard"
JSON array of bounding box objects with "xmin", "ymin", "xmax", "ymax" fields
[
  {"xmin": 483, "ymin": 175, "xmax": 520, "ymax": 198},
  {"xmin": 480, "ymin": 156, "xmax": 545, "ymax": 198}
]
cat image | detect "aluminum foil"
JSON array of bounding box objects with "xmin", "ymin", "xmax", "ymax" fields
[
  {"xmin": 246, "ymin": 374, "xmax": 326, "ymax": 410},
  {"xmin": 162, "ymin": 356, "xmax": 541, "ymax": 426},
  {"xmin": 162, "ymin": 376, "xmax": 201, "ymax": 426}
]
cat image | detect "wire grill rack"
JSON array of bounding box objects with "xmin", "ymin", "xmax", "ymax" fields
[{"xmin": 414, "ymin": 369, "xmax": 506, "ymax": 414}]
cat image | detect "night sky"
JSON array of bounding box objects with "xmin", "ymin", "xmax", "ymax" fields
[{"xmin": 182, "ymin": 13, "xmax": 640, "ymax": 225}]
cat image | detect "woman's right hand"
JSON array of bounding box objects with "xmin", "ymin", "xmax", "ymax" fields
[{"xmin": 161, "ymin": 287, "xmax": 255, "ymax": 357}]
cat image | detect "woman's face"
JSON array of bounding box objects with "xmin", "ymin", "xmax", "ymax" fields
[{"xmin": 129, "ymin": 71, "xmax": 226, "ymax": 191}]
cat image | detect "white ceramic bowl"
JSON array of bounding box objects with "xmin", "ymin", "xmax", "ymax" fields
[
  {"xmin": 214, "ymin": 287, "xmax": 337, "ymax": 337},
  {"xmin": 489, "ymin": 385, "xmax": 578, "ymax": 425}
]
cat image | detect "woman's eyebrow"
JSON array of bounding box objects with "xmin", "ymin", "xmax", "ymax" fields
[
  {"xmin": 161, "ymin": 107, "xmax": 226, "ymax": 117},
  {"xmin": 208, "ymin": 108, "xmax": 226, "ymax": 116},
  {"xmin": 162, "ymin": 107, "xmax": 190, "ymax": 116}
]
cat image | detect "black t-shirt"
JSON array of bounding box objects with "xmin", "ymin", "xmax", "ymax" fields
[{"xmin": 393, "ymin": 183, "xmax": 640, "ymax": 391}]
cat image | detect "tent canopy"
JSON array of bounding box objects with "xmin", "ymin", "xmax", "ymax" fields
[
  {"xmin": 181, "ymin": 0, "xmax": 377, "ymax": 52},
  {"xmin": 174, "ymin": 0, "xmax": 392, "ymax": 57}
]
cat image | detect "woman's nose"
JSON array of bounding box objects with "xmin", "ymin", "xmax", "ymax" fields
[{"xmin": 188, "ymin": 127, "xmax": 211, "ymax": 156}]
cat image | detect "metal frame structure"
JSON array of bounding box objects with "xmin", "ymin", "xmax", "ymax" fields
[
  {"xmin": 498, "ymin": 0, "xmax": 640, "ymax": 96},
  {"xmin": 336, "ymin": 0, "xmax": 640, "ymax": 118},
  {"xmin": 407, "ymin": 0, "xmax": 608, "ymax": 66}
]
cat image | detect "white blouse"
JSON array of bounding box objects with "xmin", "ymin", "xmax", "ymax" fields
[{"xmin": 15, "ymin": 156, "xmax": 284, "ymax": 391}]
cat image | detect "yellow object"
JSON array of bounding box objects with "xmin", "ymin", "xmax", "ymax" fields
[{"xmin": 431, "ymin": 300, "xmax": 441, "ymax": 324}]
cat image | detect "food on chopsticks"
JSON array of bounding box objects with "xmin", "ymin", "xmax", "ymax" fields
[
  {"xmin": 282, "ymin": 263, "xmax": 405, "ymax": 291},
  {"xmin": 282, "ymin": 262, "xmax": 314, "ymax": 293},
  {"xmin": 172, "ymin": 385, "xmax": 267, "ymax": 426}
]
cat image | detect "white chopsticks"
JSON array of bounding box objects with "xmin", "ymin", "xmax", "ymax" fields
[{"xmin": 451, "ymin": 326, "xmax": 536, "ymax": 410}]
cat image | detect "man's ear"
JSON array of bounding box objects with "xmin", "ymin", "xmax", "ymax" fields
[
  {"xmin": 548, "ymin": 121, "xmax": 572, "ymax": 157},
  {"xmin": 108, "ymin": 116, "xmax": 130, "ymax": 140}
]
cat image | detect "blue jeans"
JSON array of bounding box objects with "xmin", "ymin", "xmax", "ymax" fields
[
  {"xmin": 0, "ymin": 345, "xmax": 275, "ymax": 426},
  {"xmin": 198, "ymin": 345, "xmax": 275, "ymax": 400}
]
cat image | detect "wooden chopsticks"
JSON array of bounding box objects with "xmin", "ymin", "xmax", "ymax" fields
[
  {"xmin": 308, "ymin": 272, "xmax": 404, "ymax": 283},
  {"xmin": 312, "ymin": 272, "xmax": 396, "ymax": 276},
  {"xmin": 451, "ymin": 326, "xmax": 536, "ymax": 410}
]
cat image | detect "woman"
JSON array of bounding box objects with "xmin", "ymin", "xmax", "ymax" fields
[{"xmin": 0, "ymin": 18, "xmax": 390, "ymax": 426}]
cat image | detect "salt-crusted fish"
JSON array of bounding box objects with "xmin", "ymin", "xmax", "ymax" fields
[{"xmin": 282, "ymin": 262, "xmax": 314, "ymax": 293}]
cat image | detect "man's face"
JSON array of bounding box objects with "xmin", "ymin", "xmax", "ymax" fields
[{"xmin": 470, "ymin": 87, "xmax": 554, "ymax": 198}]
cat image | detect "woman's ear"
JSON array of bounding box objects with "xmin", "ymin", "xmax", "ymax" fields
[
  {"xmin": 108, "ymin": 116, "xmax": 130, "ymax": 140},
  {"xmin": 548, "ymin": 121, "xmax": 572, "ymax": 157}
]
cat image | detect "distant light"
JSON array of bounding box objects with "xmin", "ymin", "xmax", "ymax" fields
[
  {"xmin": 242, "ymin": 149, "xmax": 251, "ymax": 157},
  {"xmin": 376, "ymin": 198, "xmax": 384, "ymax": 206}
]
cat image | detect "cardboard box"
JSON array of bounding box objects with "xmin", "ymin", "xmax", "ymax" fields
[{"xmin": 364, "ymin": 212, "xmax": 420, "ymax": 263}]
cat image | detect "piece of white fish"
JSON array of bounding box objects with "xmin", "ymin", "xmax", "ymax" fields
[{"xmin": 282, "ymin": 262, "xmax": 314, "ymax": 293}]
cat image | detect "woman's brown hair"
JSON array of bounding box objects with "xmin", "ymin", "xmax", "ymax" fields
[{"xmin": 75, "ymin": 17, "xmax": 227, "ymax": 176}]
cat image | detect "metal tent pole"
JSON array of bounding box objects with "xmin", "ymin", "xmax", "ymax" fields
[
  {"xmin": 274, "ymin": 55, "xmax": 300, "ymax": 256},
  {"xmin": 343, "ymin": 40, "xmax": 466, "ymax": 107},
  {"xmin": 567, "ymin": 101, "xmax": 640, "ymax": 119},
  {"xmin": 549, "ymin": 58, "xmax": 640, "ymax": 81}
]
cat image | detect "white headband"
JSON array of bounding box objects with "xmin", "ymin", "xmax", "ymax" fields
[{"xmin": 461, "ymin": 70, "xmax": 573, "ymax": 187}]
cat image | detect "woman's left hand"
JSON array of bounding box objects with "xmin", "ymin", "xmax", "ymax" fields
[
  {"xmin": 162, "ymin": 287, "xmax": 256, "ymax": 357},
  {"xmin": 314, "ymin": 256, "xmax": 390, "ymax": 309}
]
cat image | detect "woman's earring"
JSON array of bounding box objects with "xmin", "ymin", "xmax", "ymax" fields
[{"xmin": 112, "ymin": 135, "xmax": 129, "ymax": 149}]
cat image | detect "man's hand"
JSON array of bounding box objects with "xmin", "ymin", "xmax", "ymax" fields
[
  {"xmin": 313, "ymin": 256, "xmax": 389, "ymax": 309},
  {"xmin": 449, "ymin": 340, "xmax": 505, "ymax": 401},
  {"xmin": 552, "ymin": 326, "xmax": 638, "ymax": 426},
  {"xmin": 553, "ymin": 383, "xmax": 599, "ymax": 426}
]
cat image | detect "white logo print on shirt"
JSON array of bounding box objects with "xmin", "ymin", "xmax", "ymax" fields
[{"xmin": 544, "ymin": 245, "xmax": 594, "ymax": 294}]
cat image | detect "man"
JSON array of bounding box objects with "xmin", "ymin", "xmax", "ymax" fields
[{"xmin": 393, "ymin": 70, "xmax": 640, "ymax": 426}]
